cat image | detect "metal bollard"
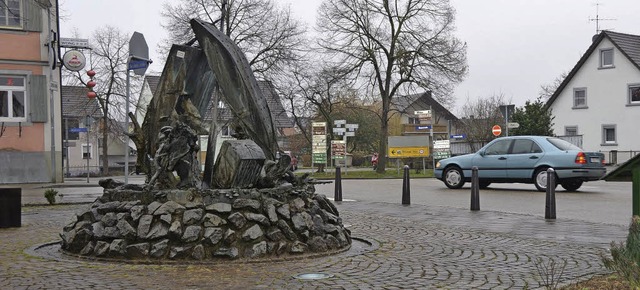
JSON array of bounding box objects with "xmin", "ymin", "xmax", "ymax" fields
[
  {"xmin": 545, "ymin": 168, "xmax": 556, "ymax": 219},
  {"xmin": 471, "ymin": 166, "xmax": 480, "ymax": 211},
  {"xmin": 402, "ymin": 165, "xmax": 410, "ymax": 205},
  {"xmin": 0, "ymin": 188, "xmax": 21, "ymax": 228},
  {"xmin": 334, "ymin": 166, "xmax": 343, "ymax": 202}
]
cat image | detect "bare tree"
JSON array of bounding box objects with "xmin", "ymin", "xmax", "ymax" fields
[
  {"xmin": 539, "ymin": 71, "xmax": 568, "ymax": 101},
  {"xmin": 456, "ymin": 94, "xmax": 508, "ymax": 152},
  {"xmin": 317, "ymin": 0, "xmax": 468, "ymax": 172},
  {"xmin": 160, "ymin": 0, "xmax": 306, "ymax": 80},
  {"xmin": 279, "ymin": 62, "xmax": 358, "ymax": 171},
  {"xmin": 65, "ymin": 26, "xmax": 141, "ymax": 176}
]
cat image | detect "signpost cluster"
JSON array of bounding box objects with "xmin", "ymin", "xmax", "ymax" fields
[
  {"xmin": 311, "ymin": 122, "xmax": 328, "ymax": 170},
  {"xmin": 332, "ymin": 120, "xmax": 358, "ymax": 169}
]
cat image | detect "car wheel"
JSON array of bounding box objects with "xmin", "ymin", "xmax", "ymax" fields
[
  {"xmin": 561, "ymin": 180, "xmax": 583, "ymax": 192},
  {"xmin": 534, "ymin": 167, "xmax": 557, "ymax": 192},
  {"xmin": 479, "ymin": 181, "xmax": 491, "ymax": 189},
  {"xmin": 444, "ymin": 166, "xmax": 465, "ymax": 189}
]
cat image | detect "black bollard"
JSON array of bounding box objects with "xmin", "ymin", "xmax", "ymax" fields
[
  {"xmin": 402, "ymin": 165, "xmax": 410, "ymax": 205},
  {"xmin": 0, "ymin": 188, "xmax": 21, "ymax": 228},
  {"xmin": 545, "ymin": 168, "xmax": 556, "ymax": 219},
  {"xmin": 471, "ymin": 166, "xmax": 480, "ymax": 211},
  {"xmin": 334, "ymin": 166, "xmax": 343, "ymax": 202}
]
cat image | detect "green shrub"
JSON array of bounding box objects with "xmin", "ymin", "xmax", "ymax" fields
[
  {"xmin": 44, "ymin": 188, "xmax": 58, "ymax": 205},
  {"xmin": 601, "ymin": 216, "xmax": 640, "ymax": 288}
]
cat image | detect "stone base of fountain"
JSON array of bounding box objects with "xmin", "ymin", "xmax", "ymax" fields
[{"xmin": 60, "ymin": 182, "xmax": 351, "ymax": 261}]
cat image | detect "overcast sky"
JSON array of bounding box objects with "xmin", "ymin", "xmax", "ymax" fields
[{"xmin": 59, "ymin": 0, "xmax": 640, "ymax": 114}]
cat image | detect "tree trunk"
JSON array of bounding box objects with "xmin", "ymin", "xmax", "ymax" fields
[{"xmin": 376, "ymin": 102, "xmax": 390, "ymax": 174}]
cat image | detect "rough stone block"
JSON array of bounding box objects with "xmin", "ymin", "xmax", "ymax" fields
[
  {"xmin": 127, "ymin": 243, "xmax": 150, "ymax": 258},
  {"xmin": 183, "ymin": 208, "xmax": 204, "ymax": 225},
  {"xmin": 150, "ymin": 239, "xmax": 169, "ymax": 258},
  {"xmin": 182, "ymin": 225, "xmax": 202, "ymax": 243},
  {"xmin": 213, "ymin": 140, "xmax": 265, "ymax": 188},
  {"xmin": 228, "ymin": 212, "xmax": 246, "ymax": 229},
  {"xmin": 203, "ymin": 213, "xmax": 226, "ymax": 227},
  {"xmin": 242, "ymin": 224, "xmax": 264, "ymax": 241},
  {"xmin": 206, "ymin": 203, "xmax": 232, "ymax": 213}
]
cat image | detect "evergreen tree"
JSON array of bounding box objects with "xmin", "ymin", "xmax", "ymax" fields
[{"xmin": 511, "ymin": 97, "xmax": 555, "ymax": 136}]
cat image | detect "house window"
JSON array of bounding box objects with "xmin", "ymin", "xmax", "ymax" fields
[
  {"xmin": 573, "ymin": 88, "xmax": 587, "ymax": 109},
  {"xmin": 600, "ymin": 48, "xmax": 614, "ymax": 68},
  {"xmin": 565, "ymin": 126, "xmax": 578, "ymax": 136},
  {"xmin": 629, "ymin": 85, "xmax": 640, "ymax": 105},
  {"xmin": 220, "ymin": 125, "xmax": 235, "ymax": 137},
  {"xmin": 82, "ymin": 144, "xmax": 92, "ymax": 159},
  {"xmin": 602, "ymin": 124, "xmax": 617, "ymax": 145},
  {"xmin": 0, "ymin": 0, "xmax": 22, "ymax": 28},
  {"xmin": 0, "ymin": 75, "xmax": 26, "ymax": 122},
  {"xmin": 408, "ymin": 117, "xmax": 420, "ymax": 124}
]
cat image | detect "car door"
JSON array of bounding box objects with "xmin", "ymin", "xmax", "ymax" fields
[
  {"xmin": 472, "ymin": 139, "xmax": 511, "ymax": 179},
  {"xmin": 506, "ymin": 138, "xmax": 544, "ymax": 179}
]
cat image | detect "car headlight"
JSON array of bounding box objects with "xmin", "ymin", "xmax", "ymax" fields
[{"xmin": 435, "ymin": 161, "xmax": 441, "ymax": 168}]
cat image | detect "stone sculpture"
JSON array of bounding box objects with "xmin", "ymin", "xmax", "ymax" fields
[{"xmin": 59, "ymin": 19, "xmax": 351, "ymax": 261}]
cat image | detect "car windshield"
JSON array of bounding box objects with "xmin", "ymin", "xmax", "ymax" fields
[{"xmin": 546, "ymin": 138, "xmax": 582, "ymax": 151}]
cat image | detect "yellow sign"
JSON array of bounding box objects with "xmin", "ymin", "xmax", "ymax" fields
[{"xmin": 388, "ymin": 146, "xmax": 430, "ymax": 158}]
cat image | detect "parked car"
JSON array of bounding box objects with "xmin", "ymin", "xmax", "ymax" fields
[{"xmin": 434, "ymin": 136, "xmax": 606, "ymax": 192}]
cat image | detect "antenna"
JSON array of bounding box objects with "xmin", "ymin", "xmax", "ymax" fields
[{"xmin": 589, "ymin": 3, "xmax": 615, "ymax": 34}]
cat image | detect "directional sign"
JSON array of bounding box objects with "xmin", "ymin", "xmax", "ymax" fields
[
  {"xmin": 507, "ymin": 122, "xmax": 520, "ymax": 129},
  {"xmin": 129, "ymin": 32, "xmax": 150, "ymax": 76},
  {"xmin": 433, "ymin": 140, "xmax": 450, "ymax": 149},
  {"xmin": 128, "ymin": 59, "xmax": 149, "ymax": 70},
  {"xmin": 492, "ymin": 125, "xmax": 502, "ymax": 137},
  {"xmin": 450, "ymin": 134, "xmax": 467, "ymax": 139},
  {"xmin": 69, "ymin": 127, "xmax": 88, "ymax": 133}
]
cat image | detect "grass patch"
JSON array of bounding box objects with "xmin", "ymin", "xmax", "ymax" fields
[{"xmin": 298, "ymin": 168, "xmax": 434, "ymax": 179}]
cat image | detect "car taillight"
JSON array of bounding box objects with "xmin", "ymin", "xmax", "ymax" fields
[
  {"xmin": 575, "ymin": 152, "xmax": 587, "ymax": 164},
  {"xmin": 602, "ymin": 158, "xmax": 606, "ymax": 165}
]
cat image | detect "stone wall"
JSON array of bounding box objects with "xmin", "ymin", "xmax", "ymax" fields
[{"xmin": 60, "ymin": 184, "xmax": 351, "ymax": 260}]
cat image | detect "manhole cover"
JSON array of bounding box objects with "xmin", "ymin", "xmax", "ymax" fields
[{"xmin": 293, "ymin": 273, "xmax": 334, "ymax": 280}]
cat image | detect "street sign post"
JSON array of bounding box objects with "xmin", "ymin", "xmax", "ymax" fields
[{"xmin": 124, "ymin": 32, "xmax": 152, "ymax": 183}]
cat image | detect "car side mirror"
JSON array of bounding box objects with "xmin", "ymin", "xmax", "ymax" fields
[{"xmin": 478, "ymin": 150, "xmax": 485, "ymax": 157}]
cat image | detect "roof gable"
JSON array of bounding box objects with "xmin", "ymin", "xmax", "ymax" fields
[
  {"xmin": 203, "ymin": 80, "xmax": 293, "ymax": 128},
  {"xmin": 61, "ymin": 86, "xmax": 102, "ymax": 118},
  {"xmin": 546, "ymin": 31, "xmax": 640, "ymax": 108},
  {"xmin": 392, "ymin": 92, "xmax": 458, "ymax": 121}
]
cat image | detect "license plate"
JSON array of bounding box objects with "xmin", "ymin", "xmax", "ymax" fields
[{"xmin": 590, "ymin": 157, "xmax": 600, "ymax": 163}]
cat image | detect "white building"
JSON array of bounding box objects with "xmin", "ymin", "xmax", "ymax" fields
[{"xmin": 546, "ymin": 31, "xmax": 640, "ymax": 164}]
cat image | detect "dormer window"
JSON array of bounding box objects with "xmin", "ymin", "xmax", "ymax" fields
[{"xmin": 600, "ymin": 48, "xmax": 614, "ymax": 68}]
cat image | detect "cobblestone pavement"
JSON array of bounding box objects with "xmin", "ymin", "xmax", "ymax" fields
[{"xmin": 0, "ymin": 199, "xmax": 628, "ymax": 289}]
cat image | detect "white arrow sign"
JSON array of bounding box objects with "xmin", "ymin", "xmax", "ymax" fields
[{"xmin": 507, "ymin": 122, "xmax": 520, "ymax": 129}]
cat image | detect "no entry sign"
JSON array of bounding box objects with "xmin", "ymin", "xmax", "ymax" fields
[{"xmin": 492, "ymin": 125, "xmax": 502, "ymax": 137}]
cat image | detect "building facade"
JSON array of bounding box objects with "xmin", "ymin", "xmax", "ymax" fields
[
  {"xmin": 0, "ymin": 0, "xmax": 62, "ymax": 183},
  {"xmin": 546, "ymin": 31, "xmax": 640, "ymax": 164}
]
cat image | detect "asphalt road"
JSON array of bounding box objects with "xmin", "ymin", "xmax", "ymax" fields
[{"xmin": 314, "ymin": 178, "xmax": 634, "ymax": 226}]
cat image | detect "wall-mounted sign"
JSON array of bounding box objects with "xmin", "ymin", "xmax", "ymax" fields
[
  {"xmin": 62, "ymin": 50, "xmax": 86, "ymax": 71},
  {"xmin": 59, "ymin": 38, "xmax": 89, "ymax": 48}
]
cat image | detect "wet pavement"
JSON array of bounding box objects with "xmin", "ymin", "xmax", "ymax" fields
[{"xmin": 0, "ymin": 176, "xmax": 629, "ymax": 289}]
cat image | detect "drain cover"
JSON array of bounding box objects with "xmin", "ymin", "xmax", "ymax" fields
[{"xmin": 293, "ymin": 273, "xmax": 334, "ymax": 280}]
